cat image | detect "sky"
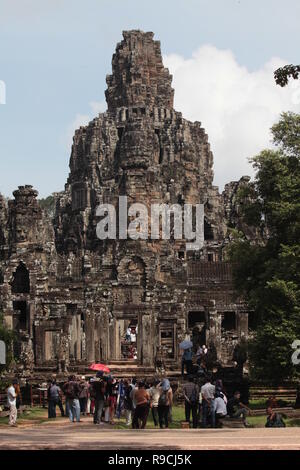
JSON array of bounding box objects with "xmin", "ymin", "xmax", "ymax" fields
[{"xmin": 0, "ymin": 0, "xmax": 300, "ymax": 198}]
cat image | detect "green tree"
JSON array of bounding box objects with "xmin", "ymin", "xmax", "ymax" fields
[
  {"xmin": 39, "ymin": 195, "xmax": 55, "ymax": 217},
  {"xmin": 274, "ymin": 64, "xmax": 300, "ymax": 87},
  {"xmin": 0, "ymin": 314, "xmax": 15, "ymax": 372},
  {"xmin": 228, "ymin": 112, "xmax": 300, "ymax": 382}
]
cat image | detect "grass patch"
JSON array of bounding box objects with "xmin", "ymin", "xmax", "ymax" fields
[
  {"xmin": 114, "ymin": 406, "xmax": 186, "ymax": 429},
  {"xmin": 0, "ymin": 407, "xmax": 53, "ymax": 426},
  {"xmin": 1, "ymin": 405, "xmax": 299, "ymax": 429}
]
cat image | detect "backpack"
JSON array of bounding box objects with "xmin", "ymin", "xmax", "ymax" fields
[
  {"xmin": 64, "ymin": 381, "xmax": 77, "ymax": 399},
  {"xmin": 158, "ymin": 390, "xmax": 168, "ymax": 406},
  {"xmin": 190, "ymin": 385, "xmax": 198, "ymax": 405}
]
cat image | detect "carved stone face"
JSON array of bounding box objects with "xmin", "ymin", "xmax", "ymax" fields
[{"xmin": 119, "ymin": 120, "xmax": 155, "ymax": 170}]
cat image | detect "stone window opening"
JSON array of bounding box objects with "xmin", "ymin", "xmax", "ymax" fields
[
  {"xmin": 207, "ymin": 253, "xmax": 214, "ymax": 262},
  {"xmin": 177, "ymin": 251, "xmax": 185, "ymax": 260},
  {"xmin": 117, "ymin": 127, "xmax": 124, "ymax": 140},
  {"xmin": 81, "ymin": 313, "xmax": 85, "ymax": 333},
  {"xmin": 222, "ymin": 312, "xmax": 236, "ymax": 331},
  {"xmin": 0, "ymin": 269, "xmax": 4, "ymax": 284},
  {"xmin": 154, "ymin": 129, "xmax": 163, "ymax": 164},
  {"xmin": 11, "ymin": 262, "xmax": 30, "ymax": 294},
  {"xmin": 204, "ymin": 219, "xmax": 214, "ymax": 240},
  {"xmin": 13, "ymin": 300, "xmax": 28, "ymax": 331},
  {"xmin": 72, "ymin": 188, "xmax": 87, "ymax": 210}
]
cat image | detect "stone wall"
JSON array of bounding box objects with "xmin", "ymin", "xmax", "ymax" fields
[{"xmin": 0, "ymin": 31, "xmax": 253, "ymax": 376}]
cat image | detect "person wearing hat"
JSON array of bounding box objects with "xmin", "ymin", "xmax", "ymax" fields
[{"xmin": 7, "ymin": 379, "xmax": 19, "ymax": 426}]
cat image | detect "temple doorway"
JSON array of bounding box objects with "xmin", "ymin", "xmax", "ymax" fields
[
  {"xmin": 188, "ymin": 311, "xmax": 206, "ymax": 349},
  {"xmin": 115, "ymin": 317, "xmax": 139, "ymax": 361},
  {"xmin": 121, "ymin": 320, "xmax": 138, "ymax": 360}
]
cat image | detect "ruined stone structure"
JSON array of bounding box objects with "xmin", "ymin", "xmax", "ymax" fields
[{"xmin": 0, "ymin": 31, "xmax": 252, "ymax": 377}]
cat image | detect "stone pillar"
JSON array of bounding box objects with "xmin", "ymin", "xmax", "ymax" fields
[
  {"xmin": 85, "ymin": 311, "xmax": 95, "ymax": 363},
  {"xmin": 28, "ymin": 302, "xmax": 35, "ymax": 337},
  {"xmin": 207, "ymin": 301, "xmax": 221, "ymax": 360},
  {"xmin": 237, "ymin": 310, "xmax": 248, "ymax": 339},
  {"xmin": 139, "ymin": 312, "xmax": 153, "ymax": 366}
]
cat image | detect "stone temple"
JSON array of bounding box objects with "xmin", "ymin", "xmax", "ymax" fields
[{"xmin": 0, "ymin": 31, "xmax": 253, "ymax": 378}]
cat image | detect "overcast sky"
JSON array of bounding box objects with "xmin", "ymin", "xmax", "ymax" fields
[{"xmin": 0, "ymin": 0, "xmax": 300, "ymax": 197}]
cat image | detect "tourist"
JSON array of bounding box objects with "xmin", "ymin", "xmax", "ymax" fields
[
  {"xmin": 227, "ymin": 391, "xmax": 251, "ymax": 426},
  {"xmin": 116, "ymin": 379, "xmax": 125, "ymax": 419},
  {"xmin": 214, "ymin": 392, "xmax": 227, "ymax": 427},
  {"xmin": 130, "ymin": 377, "xmax": 137, "ymax": 410},
  {"xmin": 7, "ymin": 379, "xmax": 18, "ymax": 427},
  {"xmin": 90, "ymin": 371, "xmax": 106, "ymax": 425},
  {"xmin": 265, "ymin": 407, "xmax": 286, "ymax": 428},
  {"xmin": 158, "ymin": 378, "xmax": 173, "ymax": 429},
  {"xmin": 196, "ymin": 345, "xmax": 203, "ymax": 364},
  {"xmin": 201, "ymin": 375, "xmax": 215, "ymax": 428},
  {"xmin": 266, "ymin": 395, "xmax": 278, "ymax": 409},
  {"xmin": 63, "ymin": 375, "xmax": 81, "ymax": 423},
  {"xmin": 183, "ymin": 376, "xmax": 199, "ymax": 428},
  {"xmin": 123, "ymin": 379, "xmax": 134, "ymax": 426},
  {"xmin": 130, "ymin": 327, "xmax": 137, "ymax": 343},
  {"xmin": 79, "ymin": 376, "xmax": 89, "ymax": 415},
  {"xmin": 149, "ymin": 380, "xmax": 161, "ymax": 427},
  {"xmin": 202, "ymin": 345, "xmax": 208, "ymax": 355},
  {"xmin": 181, "ymin": 348, "xmax": 193, "ymax": 376},
  {"xmin": 132, "ymin": 381, "xmax": 150, "ymax": 429},
  {"xmin": 47, "ymin": 379, "xmax": 64, "ymax": 418},
  {"xmin": 108, "ymin": 379, "xmax": 118, "ymax": 425},
  {"xmin": 15, "ymin": 381, "xmax": 22, "ymax": 410},
  {"xmin": 125, "ymin": 327, "xmax": 131, "ymax": 342}
]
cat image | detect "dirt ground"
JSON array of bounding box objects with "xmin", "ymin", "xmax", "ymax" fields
[{"xmin": 0, "ymin": 416, "xmax": 300, "ymax": 450}]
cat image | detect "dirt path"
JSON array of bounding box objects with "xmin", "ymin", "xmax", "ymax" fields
[{"xmin": 0, "ymin": 418, "xmax": 300, "ymax": 450}]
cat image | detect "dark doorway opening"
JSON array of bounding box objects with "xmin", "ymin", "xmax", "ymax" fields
[
  {"xmin": 188, "ymin": 311, "xmax": 206, "ymax": 348},
  {"xmin": 13, "ymin": 300, "xmax": 28, "ymax": 331},
  {"xmin": 11, "ymin": 263, "xmax": 30, "ymax": 294},
  {"xmin": 222, "ymin": 312, "xmax": 236, "ymax": 331}
]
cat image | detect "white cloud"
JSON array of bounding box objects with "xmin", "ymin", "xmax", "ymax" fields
[{"xmin": 164, "ymin": 46, "xmax": 300, "ymax": 189}]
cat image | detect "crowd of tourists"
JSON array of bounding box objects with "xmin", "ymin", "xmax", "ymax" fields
[
  {"xmin": 6, "ymin": 373, "xmax": 287, "ymax": 429},
  {"xmin": 47, "ymin": 374, "xmax": 173, "ymax": 429}
]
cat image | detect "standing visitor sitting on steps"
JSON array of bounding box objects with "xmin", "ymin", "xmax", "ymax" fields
[
  {"xmin": 158, "ymin": 379, "xmax": 173, "ymax": 429},
  {"xmin": 132, "ymin": 381, "xmax": 150, "ymax": 429},
  {"xmin": 181, "ymin": 348, "xmax": 193, "ymax": 376},
  {"xmin": 265, "ymin": 407, "xmax": 286, "ymax": 428},
  {"xmin": 48, "ymin": 379, "xmax": 64, "ymax": 418},
  {"xmin": 214, "ymin": 391, "xmax": 227, "ymax": 427},
  {"xmin": 63, "ymin": 375, "xmax": 81, "ymax": 423},
  {"xmin": 227, "ymin": 391, "xmax": 251, "ymax": 427},
  {"xmin": 201, "ymin": 375, "xmax": 215, "ymax": 428},
  {"xmin": 149, "ymin": 380, "xmax": 161, "ymax": 427},
  {"xmin": 7, "ymin": 379, "xmax": 18, "ymax": 427}
]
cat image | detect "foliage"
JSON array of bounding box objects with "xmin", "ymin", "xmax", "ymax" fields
[
  {"xmin": 0, "ymin": 314, "xmax": 15, "ymax": 372},
  {"xmin": 39, "ymin": 195, "xmax": 55, "ymax": 218},
  {"xmin": 274, "ymin": 64, "xmax": 300, "ymax": 87},
  {"xmin": 228, "ymin": 112, "xmax": 300, "ymax": 382}
]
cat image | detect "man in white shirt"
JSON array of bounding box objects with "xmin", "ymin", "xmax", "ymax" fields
[
  {"xmin": 200, "ymin": 376, "xmax": 215, "ymax": 428},
  {"xmin": 214, "ymin": 394, "xmax": 227, "ymax": 427},
  {"xmin": 7, "ymin": 379, "xmax": 18, "ymax": 426}
]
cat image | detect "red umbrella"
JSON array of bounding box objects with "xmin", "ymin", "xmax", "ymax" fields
[{"xmin": 89, "ymin": 363, "xmax": 110, "ymax": 373}]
